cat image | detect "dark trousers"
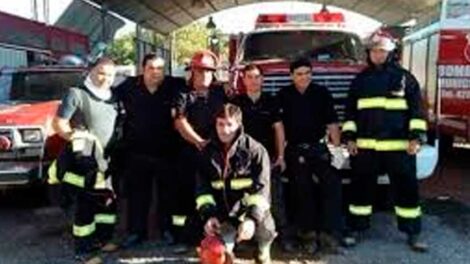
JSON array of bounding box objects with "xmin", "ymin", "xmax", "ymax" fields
[
  {"xmin": 285, "ymin": 144, "xmax": 343, "ymax": 238},
  {"xmin": 348, "ymin": 151, "xmax": 421, "ymax": 235},
  {"xmin": 270, "ymin": 166, "xmax": 288, "ymax": 238},
  {"xmin": 125, "ymin": 153, "xmax": 172, "ymax": 238},
  {"xmin": 170, "ymin": 144, "xmax": 202, "ymax": 244},
  {"xmin": 73, "ymin": 189, "xmax": 116, "ymax": 254}
]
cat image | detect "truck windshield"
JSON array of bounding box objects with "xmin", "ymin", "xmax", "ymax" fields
[
  {"xmin": 242, "ymin": 30, "xmax": 365, "ymax": 62},
  {"xmin": 4, "ymin": 71, "xmax": 84, "ymax": 102}
]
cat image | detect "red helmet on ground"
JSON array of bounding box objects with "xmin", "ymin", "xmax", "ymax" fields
[
  {"xmin": 366, "ymin": 31, "xmax": 397, "ymax": 52},
  {"xmin": 198, "ymin": 235, "xmax": 226, "ymax": 264},
  {"xmin": 191, "ymin": 50, "xmax": 218, "ymax": 71}
]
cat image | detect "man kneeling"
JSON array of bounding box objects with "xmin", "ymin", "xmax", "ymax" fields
[{"xmin": 196, "ymin": 103, "xmax": 276, "ymax": 264}]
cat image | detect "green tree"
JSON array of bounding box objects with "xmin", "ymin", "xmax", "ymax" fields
[
  {"xmin": 174, "ymin": 22, "xmax": 209, "ymax": 64},
  {"xmin": 107, "ymin": 22, "xmax": 227, "ymax": 66},
  {"xmin": 174, "ymin": 22, "xmax": 228, "ymax": 65},
  {"xmin": 107, "ymin": 32, "xmax": 136, "ymax": 65}
]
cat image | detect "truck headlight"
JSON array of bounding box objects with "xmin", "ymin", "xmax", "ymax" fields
[{"xmin": 20, "ymin": 129, "xmax": 42, "ymax": 143}]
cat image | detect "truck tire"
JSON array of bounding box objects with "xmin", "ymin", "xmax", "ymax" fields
[{"xmin": 439, "ymin": 134, "xmax": 454, "ymax": 156}]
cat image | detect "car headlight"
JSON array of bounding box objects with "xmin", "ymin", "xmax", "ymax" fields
[{"xmin": 20, "ymin": 129, "xmax": 43, "ymax": 143}]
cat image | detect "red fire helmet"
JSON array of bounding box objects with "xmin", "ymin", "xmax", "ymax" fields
[
  {"xmin": 198, "ymin": 235, "xmax": 227, "ymax": 264},
  {"xmin": 190, "ymin": 50, "xmax": 218, "ymax": 71}
]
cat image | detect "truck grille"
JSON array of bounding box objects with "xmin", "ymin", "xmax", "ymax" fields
[{"xmin": 262, "ymin": 73, "xmax": 356, "ymax": 121}]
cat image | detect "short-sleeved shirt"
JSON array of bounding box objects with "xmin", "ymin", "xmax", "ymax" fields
[
  {"xmin": 57, "ymin": 86, "xmax": 118, "ymax": 149},
  {"xmin": 114, "ymin": 76, "xmax": 184, "ymax": 157},
  {"xmin": 174, "ymin": 85, "xmax": 226, "ymax": 139},
  {"xmin": 277, "ymin": 82, "xmax": 338, "ymax": 145},
  {"xmin": 231, "ymin": 93, "xmax": 281, "ymax": 155}
]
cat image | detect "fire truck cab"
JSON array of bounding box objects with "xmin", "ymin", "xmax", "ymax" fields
[
  {"xmin": 230, "ymin": 10, "xmax": 365, "ymax": 98},
  {"xmin": 0, "ymin": 65, "xmax": 85, "ymax": 188},
  {"xmin": 228, "ymin": 8, "xmax": 438, "ymax": 182}
]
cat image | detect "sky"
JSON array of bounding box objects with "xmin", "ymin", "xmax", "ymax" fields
[{"xmin": 0, "ymin": 0, "xmax": 381, "ymax": 38}]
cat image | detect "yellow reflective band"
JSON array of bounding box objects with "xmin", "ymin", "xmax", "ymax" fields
[
  {"xmin": 358, "ymin": 97, "xmax": 386, "ymax": 109},
  {"xmin": 356, "ymin": 139, "xmax": 377, "ymax": 150},
  {"xmin": 385, "ymin": 98, "xmax": 408, "ymax": 110},
  {"xmin": 47, "ymin": 160, "xmax": 60, "ymax": 185},
  {"xmin": 211, "ymin": 180, "xmax": 224, "ymax": 190},
  {"xmin": 230, "ymin": 178, "xmax": 253, "ymax": 190},
  {"xmin": 73, "ymin": 222, "xmax": 96, "ymax": 237},
  {"xmin": 375, "ymin": 140, "xmax": 409, "ymax": 151},
  {"xmin": 395, "ymin": 206, "xmax": 422, "ymax": 219},
  {"xmin": 409, "ymin": 119, "xmax": 427, "ymax": 131},
  {"xmin": 94, "ymin": 172, "xmax": 106, "ymax": 189},
  {"xmin": 196, "ymin": 194, "xmax": 216, "ymax": 210},
  {"xmin": 356, "ymin": 139, "xmax": 409, "ymax": 151},
  {"xmin": 342, "ymin": 121, "xmax": 357, "ymax": 133},
  {"xmin": 95, "ymin": 214, "xmax": 117, "ymax": 224},
  {"xmin": 357, "ymin": 97, "xmax": 408, "ymax": 110},
  {"xmin": 243, "ymin": 194, "xmax": 270, "ymax": 211},
  {"xmin": 63, "ymin": 172, "xmax": 85, "ymax": 188},
  {"xmin": 349, "ymin": 205, "xmax": 373, "ymax": 216},
  {"xmin": 172, "ymin": 215, "xmax": 187, "ymax": 227}
]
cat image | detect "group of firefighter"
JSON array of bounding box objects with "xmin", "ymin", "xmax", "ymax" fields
[{"xmin": 47, "ymin": 31, "xmax": 429, "ymax": 264}]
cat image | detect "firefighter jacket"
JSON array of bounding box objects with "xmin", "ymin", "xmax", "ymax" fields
[
  {"xmin": 342, "ymin": 64, "xmax": 427, "ymax": 151},
  {"xmin": 48, "ymin": 131, "xmax": 109, "ymax": 190},
  {"xmin": 195, "ymin": 131, "xmax": 271, "ymax": 224}
]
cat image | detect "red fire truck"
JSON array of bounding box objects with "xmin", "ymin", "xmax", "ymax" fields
[
  {"xmin": 403, "ymin": 0, "xmax": 470, "ymax": 152},
  {"xmin": 0, "ymin": 10, "xmax": 90, "ymax": 67},
  {"xmin": 228, "ymin": 8, "xmax": 439, "ymax": 182},
  {"xmin": 0, "ymin": 65, "xmax": 85, "ymax": 188},
  {"xmin": 0, "ymin": 11, "xmax": 91, "ymax": 189},
  {"xmin": 229, "ymin": 10, "xmax": 365, "ymax": 119}
]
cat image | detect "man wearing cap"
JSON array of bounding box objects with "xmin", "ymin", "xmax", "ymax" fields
[
  {"xmin": 115, "ymin": 53, "xmax": 185, "ymax": 248},
  {"xmin": 172, "ymin": 50, "xmax": 227, "ymax": 250},
  {"xmin": 342, "ymin": 32, "xmax": 428, "ymax": 252}
]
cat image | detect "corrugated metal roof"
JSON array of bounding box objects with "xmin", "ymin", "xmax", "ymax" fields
[
  {"xmin": 88, "ymin": 0, "xmax": 441, "ymax": 34},
  {"xmin": 55, "ymin": 0, "xmax": 125, "ymax": 47}
]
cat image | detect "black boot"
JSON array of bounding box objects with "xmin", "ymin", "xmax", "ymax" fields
[
  {"xmin": 75, "ymin": 254, "xmax": 103, "ymax": 264},
  {"xmin": 318, "ymin": 232, "xmax": 343, "ymax": 255},
  {"xmin": 342, "ymin": 230, "xmax": 366, "ymax": 248},
  {"xmin": 120, "ymin": 234, "xmax": 144, "ymax": 249},
  {"xmin": 407, "ymin": 234, "xmax": 428, "ymax": 253},
  {"xmin": 280, "ymin": 239, "xmax": 298, "ymax": 253},
  {"xmin": 299, "ymin": 233, "xmax": 318, "ymax": 255},
  {"xmin": 172, "ymin": 243, "xmax": 190, "ymax": 254}
]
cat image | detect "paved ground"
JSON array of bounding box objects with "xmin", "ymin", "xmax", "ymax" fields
[
  {"xmin": 0, "ymin": 148, "xmax": 469, "ymax": 264},
  {"xmin": 421, "ymin": 147, "xmax": 470, "ymax": 206}
]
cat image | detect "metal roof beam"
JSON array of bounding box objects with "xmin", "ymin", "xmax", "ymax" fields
[
  {"xmin": 205, "ymin": 0, "xmax": 218, "ymax": 12},
  {"xmin": 137, "ymin": 0, "xmax": 183, "ymax": 28},
  {"xmin": 170, "ymin": 0, "xmax": 197, "ymax": 20}
]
